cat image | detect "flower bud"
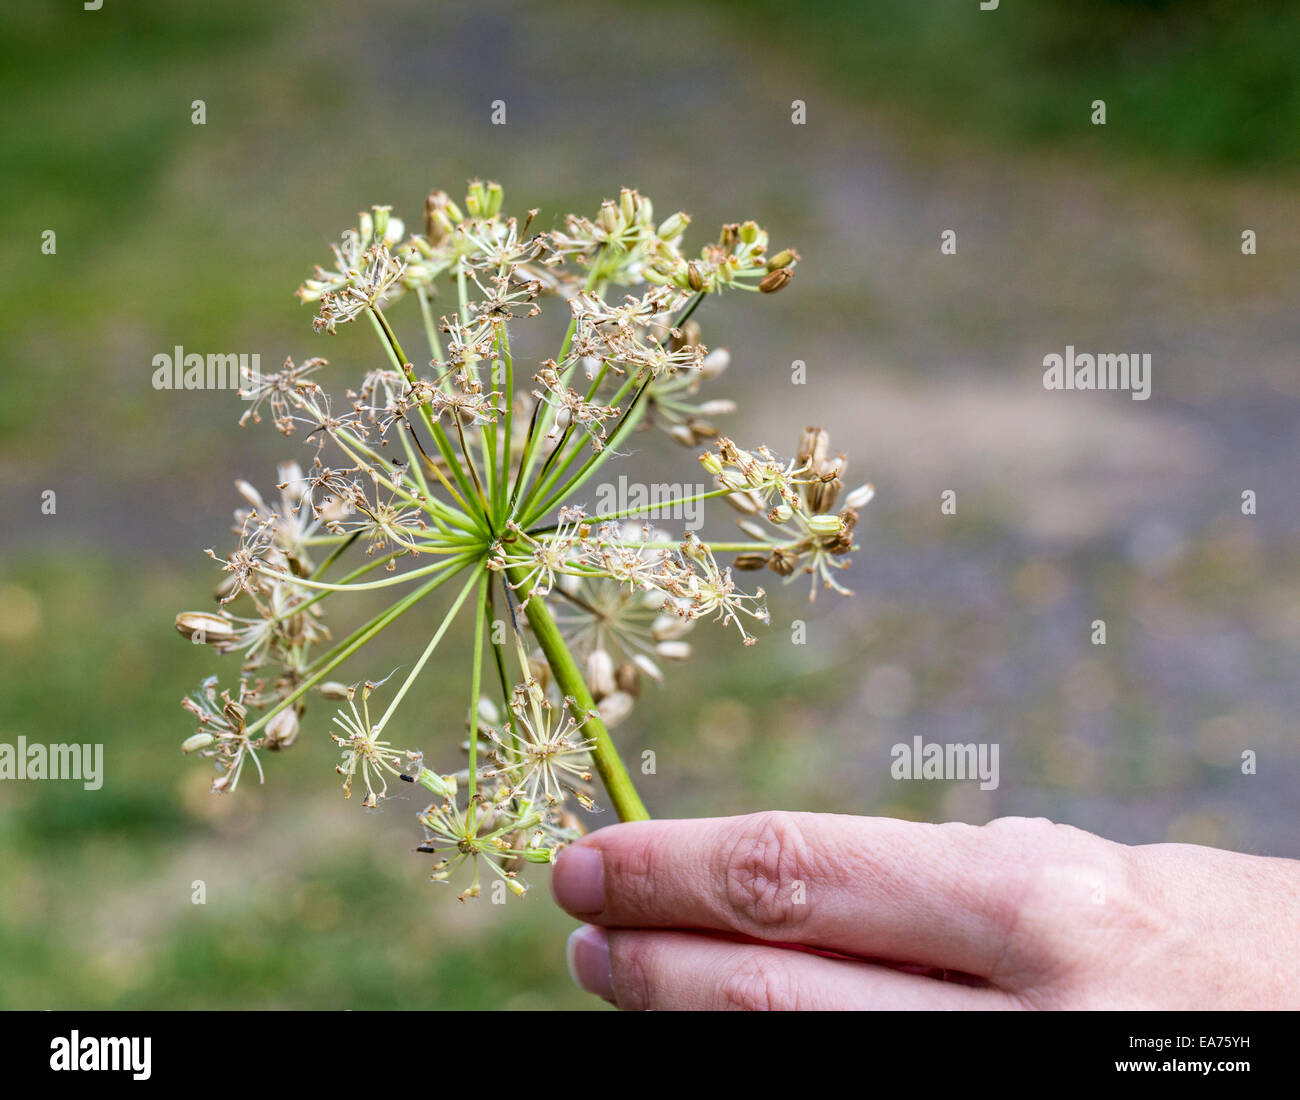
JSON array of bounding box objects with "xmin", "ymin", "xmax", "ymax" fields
[
  {"xmin": 699, "ymin": 452, "xmax": 723, "ymax": 475},
  {"xmin": 175, "ymin": 612, "xmax": 234, "ymax": 645},
  {"xmin": 506, "ymin": 877, "xmax": 528, "ymax": 897}
]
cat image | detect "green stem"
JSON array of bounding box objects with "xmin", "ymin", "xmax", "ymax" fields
[{"xmin": 509, "ymin": 569, "xmax": 650, "ymax": 822}]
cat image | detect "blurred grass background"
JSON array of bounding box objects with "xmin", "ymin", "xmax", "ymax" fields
[{"xmin": 1, "ymin": 0, "xmax": 1298, "ymax": 1008}]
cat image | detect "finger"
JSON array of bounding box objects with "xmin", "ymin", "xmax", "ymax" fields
[
  {"xmin": 552, "ymin": 811, "xmax": 1081, "ymax": 978},
  {"xmin": 566, "ymin": 924, "xmax": 1017, "ymax": 1010}
]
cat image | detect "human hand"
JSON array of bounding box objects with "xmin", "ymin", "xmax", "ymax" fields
[{"xmin": 552, "ymin": 811, "xmax": 1300, "ymax": 1009}]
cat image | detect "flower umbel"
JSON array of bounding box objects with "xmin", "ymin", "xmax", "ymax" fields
[{"xmin": 176, "ymin": 182, "xmax": 868, "ymax": 900}]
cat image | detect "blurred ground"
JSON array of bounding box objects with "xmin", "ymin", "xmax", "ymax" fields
[{"xmin": 1, "ymin": 0, "xmax": 1297, "ymax": 1008}]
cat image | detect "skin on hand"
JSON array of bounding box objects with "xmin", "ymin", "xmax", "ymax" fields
[{"xmin": 552, "ymin": 811, "xmax": 1300, "ymax": 1010}]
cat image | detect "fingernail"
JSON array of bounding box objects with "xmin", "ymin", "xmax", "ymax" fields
[
  {"xmin": 552, "ymin": 843, "xmax": 605, "ymax": 915},
  {"xmin": 566, "ymin": 924, "xmax": 614, "ymax": 1002}
]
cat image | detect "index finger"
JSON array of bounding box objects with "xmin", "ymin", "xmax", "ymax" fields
[{"xmin": 551, "ymin": 810, "xmax": 1091, "ymax": 980}]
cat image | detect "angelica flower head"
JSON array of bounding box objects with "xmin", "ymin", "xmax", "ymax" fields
[{"xmin": 176, "ymin": 181, "xmax": 865, "ymax": 902}]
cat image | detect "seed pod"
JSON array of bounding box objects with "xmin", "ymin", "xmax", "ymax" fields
[
  {"xmin": 616, "ymin": 661, "xmax": 642, "ymax": 696},
  {"xmin": 234, "ymin": 479, "xmax": 266, "ymax": 512},
  {"xmin": 175, "ymin": 612, "xmax": 234, "ymax": 644},
  {"xmin": 699, "ymin": 347, "xmax": 730, "ymax": 378},
  {"xmin": 558, "ymin": 810, "xmax": 586, "ymax": 837},
  {"xmin": 689, "ymin": 419, "xmax": 718, "ymax": 440},
  {"xmin": 759, "ymin": 267, "xmax": 793, "ymax": 293},
  {"xmin": 657, "ymin": 211, "xmax": 690, "ymax": 240},
  {"xmin": 266, "ymin": 707, "xmax": 299, "ymax": 750},
  {"xmin": 808, "ymin": 476, "xmax": 843, "ymax": 513},
  {"xmin": 723, "ymin": 489, "xmax": 762, "ymax": 516},
  {"xmin": 769, "ymin": 548, "xmax": 798, "ymax": 576},
  {"xmin": 182, "ymin": 732, "xmax": 215, "ymax": 754},
  {"xmin": 633, "ymin": 656, "xmax": 666, "ymax": 688},
  {"xmin": 670, "ymin": 319, "xmax": 702, "ymax": 351},
  {"xmin": 655, "ymin": 640, "xmax": 692, "ymax": 662},
  {"xmin": 619, "ymin": 187, "xmax": 637, "ymax": 222},
  {"xmin": 669, "ymin": 423, "xmax": 697, "ymax": 447},
  {"xmin": 319, "ymin": 681, "xmax": 350, "ymax": 700},
  {"xmin": 596, "ymin": 691, "xmax": 635, "ymax": 728},
  {"xmin": 598, "ymin": 201, "xmax": 623, "ymax": 236},
  {"xmin": 652, "ymin": 613, "xmax": 691, "ymax": 642},
  {"xmin": 807, "ymin": 513, "xmax": 844, "ymax": 536},
  {"xmin": 687, "ymin": 262, "xmax": 705, "ymax": 292},
  {"xmin": 766, "ymin": 248, "xmax": 797, "ymax": 271},
  {"xmin": 733, "ymin": 552, "xmax": 769, "ymax": 571},
  {"xmin": 797, "ymin": 426, "xmax": 828, "ymax": 468},
  {"xmin": 844, "ymin": 483, "xmax": 875, "ymax": 510},
  {"xmin": 696, "ymin": 399, "xmax": 736, "ymax": 417},
  {"xmin": 586, "ymin": 648, "xmax": 617, "ymax": 700}
]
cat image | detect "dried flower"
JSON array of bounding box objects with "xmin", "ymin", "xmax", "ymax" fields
[{"xmin": 177, "ymin": 182, "xmax": 866, "ymax": 901}]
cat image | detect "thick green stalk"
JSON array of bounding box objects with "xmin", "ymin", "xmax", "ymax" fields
[{"xmin": 509, "ymin": 570, "xmax": 650, "ymax": 821}]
